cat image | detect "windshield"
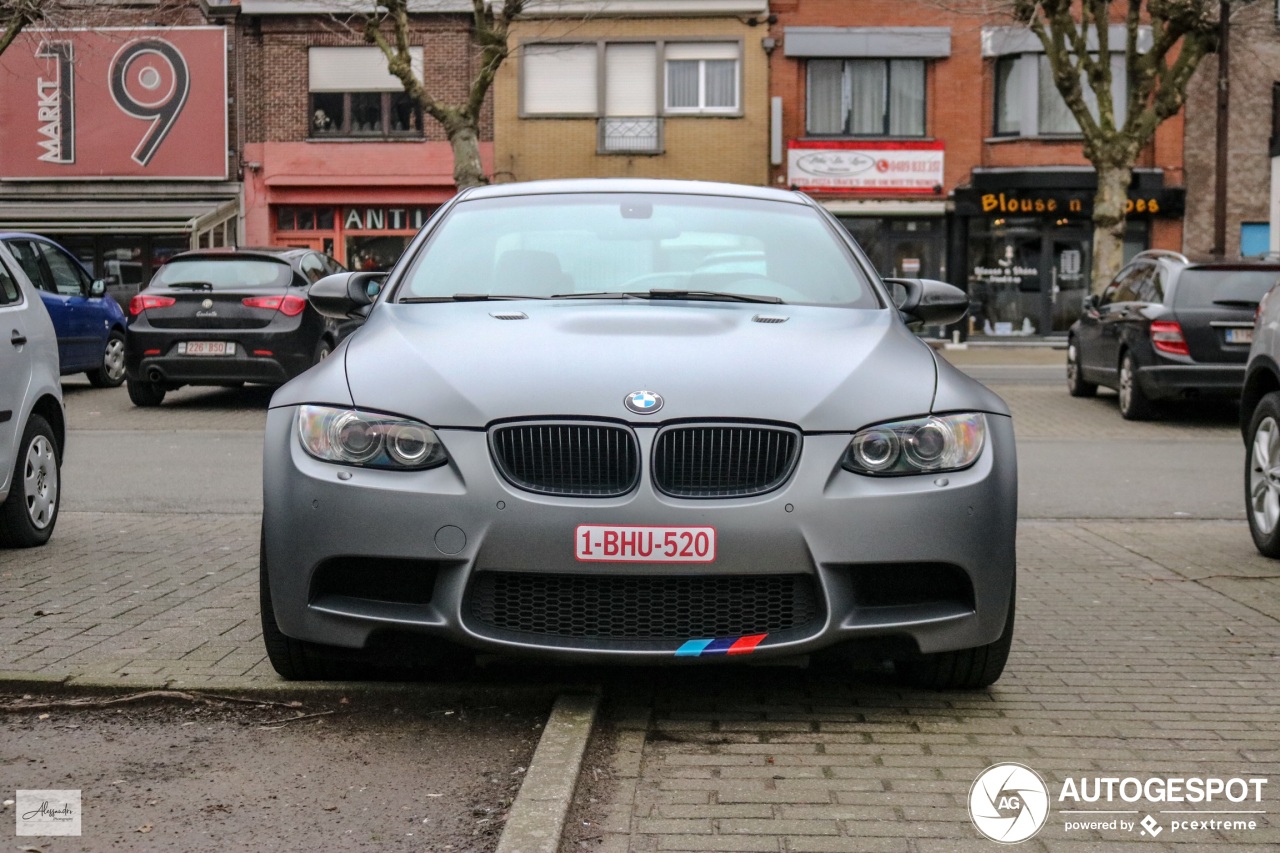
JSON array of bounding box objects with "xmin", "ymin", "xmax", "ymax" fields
[
  {"xmin": 151, "ymin": 258, "xmax": 293, "ymax": 290},
  {"xmin": 395, "ymin": 193, "xmax": 880, "ymax": 308},
  {"xmin": 1174, "ymin": 269, "xmax": 1280, "ymax": 308}
]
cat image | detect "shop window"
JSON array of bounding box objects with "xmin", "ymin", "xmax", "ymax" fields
[
  {"xmin": 807, "ymin": 59, "xmax": 925, "ymax": 137},
  {"xmin": 277, "ymin": 207, "xmax": 336, "ymax": 231},
  {"xmin": 994, "ymin": 53, "xmax": 1126, "ymax": 137}
]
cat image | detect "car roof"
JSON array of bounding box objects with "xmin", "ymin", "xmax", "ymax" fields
[
  {"xmin": 460, "ymin": 178, "xmax": 810, "ymax": 205},
  {"xmin": 166, "ymin": 247, "xmax": 312, "ymax": 263}
]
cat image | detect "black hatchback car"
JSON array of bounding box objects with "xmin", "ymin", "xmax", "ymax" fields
[
  {"xmin": 124, "ymin": 247, "xmax": 350, "ymax": 406},
  {"xmin": 1067, "ymin": 250, "xmax": 1280, "ymax": 419}
]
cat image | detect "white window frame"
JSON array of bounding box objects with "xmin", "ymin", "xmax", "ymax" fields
[
  {"xmin": 519, "ymin": 39, "xmax": 743, "ymax": 119},
  {"xmin": 664, "ymin": 57, "xmax": 740, "ymax": 115}
]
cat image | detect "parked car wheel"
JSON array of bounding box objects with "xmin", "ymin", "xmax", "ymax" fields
[
  {"xmin": 0, "ymin": 414, "xmax": 60, "ymax": 548},
  {"xmin": 86, "ymin": 330, "xmax": 127, "ymax": 388},
  {"xmin": 313, "ymin": 337, "xmax": 333, "ymax": 365},
  {"xmin": 1066, "ymin": 337, "xmax": 1096, "ymax": 398},
  {"xmin": 1117, "ymin": 352, "xmax": 1155, "ymax": 420},
  {"xmin": 1246, "ymin": 392, "xmax": 1280, "ymax": 557},
  {"xmin": 126, "ymin": 378, "xmax": 167, "ymax": 407},
  {"xmin": 897, "ymin": 581, "xmax": 1014, "ymax": 690}
]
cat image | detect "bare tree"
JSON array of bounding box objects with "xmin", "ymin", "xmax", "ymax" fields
[
  {"xmin": 363, "ymin": 0, "xmax": 524, "ymax": 189},
  {"xmin": 0, "ymin": 0, "xmax": 44, "ymax": 58},
  {"xmin": 1009, "ymin": 0, "xmax": 1221, "ymax": 291}
]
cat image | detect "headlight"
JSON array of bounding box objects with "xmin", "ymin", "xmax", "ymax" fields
[
  {"xmin": 843, "ymin": 413, "xmax": 985, "ymax": 476},
  {"xmin": 297, "ymin": 405, "xmax": 447, "ymax": 470}
]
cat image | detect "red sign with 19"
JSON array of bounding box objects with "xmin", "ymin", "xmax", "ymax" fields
[{"xmin": 0, "ymin": 27, "xmax": 227, "ymax": 180}]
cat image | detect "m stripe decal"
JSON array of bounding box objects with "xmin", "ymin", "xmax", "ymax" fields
[{"xmin": 675, "ymin": 634, "xmax": 767, "ymax": 657}]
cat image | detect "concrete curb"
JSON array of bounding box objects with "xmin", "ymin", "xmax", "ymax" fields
[
  {"xmin": 0, "ymin": 671, "xmax": 571, "ymax": 705},
  {"xmin": 498, "ymin": 692, "xmax": 600, "ymax": 853}
]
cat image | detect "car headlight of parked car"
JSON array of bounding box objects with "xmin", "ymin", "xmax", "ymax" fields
[
  {"xmin": 843, "ymin": 413, "xmax": 986, "ymax": 476},
  {"xmin": 297, "ymin": 405, "xmax": 447, "ymax": 470}
]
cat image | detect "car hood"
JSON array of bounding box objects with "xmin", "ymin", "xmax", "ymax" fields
[{"xmin": 333, "ymin": 300, "xmax": 956, "ymax": 432}]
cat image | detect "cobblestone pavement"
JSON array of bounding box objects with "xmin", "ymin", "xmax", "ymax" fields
[{"xmin": 578, "ymin": 519, "xmax": 1280, "ymax": 853}]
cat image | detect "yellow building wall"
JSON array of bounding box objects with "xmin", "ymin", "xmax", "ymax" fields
[{"xmin": 494, "ymin": 17, "xmax": 770, "ymax": 186}]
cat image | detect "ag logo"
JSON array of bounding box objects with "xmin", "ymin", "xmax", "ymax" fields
[{"xmin": 969, "ymin": 762, "xmax": 1050, "ymax": 844}]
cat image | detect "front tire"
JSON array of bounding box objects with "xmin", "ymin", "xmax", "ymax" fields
[
  {"xmin": 1246, "ymin": 392, "xmax": 1280, "ymax": 557},
  {"xmin": 1066, "ymin": 337, "xmax": 1097, "ymax": 398},
  {"xmin": 0, "ymin": 414, "xmax": 60, "ymax": 548},
  {"xmin": 897, "ymin": 581, "xmax": 1014, "ymax": 690},
  {"xmin": 127, "ymin": 378, "xmax": 166, "ymax": 407},
  {"xmin": 313, "ymin": 338, "xmax": 333, "ymax": 365},
  {"xmin": 1117, "ymin": 351, "xmax": 1155, "ymax": 420},
  {"xmin": 87, "ymin": 331, "xmax": 127, "ymax": 388}
]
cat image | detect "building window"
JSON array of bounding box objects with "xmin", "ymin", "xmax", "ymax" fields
[
  {"xmin": 665, "ymin": 43, "xmax": 739, "ymax": 113},
  {"xmin": 308, "ymin": 47, "xmax": 424, "ymax": 139},
  {"xmin": 806, "ymin": 59, "xmax": 925, "ymax": 137},
  {"xmin": 523, "ymin": 43, "xmax": 599, "ymax": 115},
  {"xmin": 521, "ymin": 40, "xmax": 741, "ymax": 119},
  {"xmin": 995, "ymin": 53, "xmax": 1126, "ymax": 137}
]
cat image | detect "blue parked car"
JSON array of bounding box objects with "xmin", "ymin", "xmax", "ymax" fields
[{"xmin": 0, "ymin": 233, "xmax": 129, "ymax": 387}]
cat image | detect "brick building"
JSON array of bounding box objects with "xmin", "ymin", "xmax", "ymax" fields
[
  {"xmin": 1183, "ymin": 2, "xmax": 1278, "ymax": 259},
  {"xmin": 492, "ymin": 0, "xmax": 771, "ymax": 186},
  {"xmin": 0, "ymin": 0, "xmax": 240, "ymax": 287},
  {"xmin": 769, "ymin": 0, "xmax": 1186, "ymax": 338},
  {"xmin": 237, "ymin": 0, "xmax": 493, "ymax": 268}
]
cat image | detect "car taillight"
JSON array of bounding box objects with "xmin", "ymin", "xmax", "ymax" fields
[
  {"xmin": 243, "ymin": 294, "xmax": 307, "ymax": 316},
  {"xmin": 128, "ymin": 294, "xmax": 176, "ymax": 316},
  {"xmin": 1150, "ymin": 320, "xmax": 1190, "ymax": 356}
]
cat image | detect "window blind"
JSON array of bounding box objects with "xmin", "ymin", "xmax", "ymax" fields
[
  {"xmin": 308, "ymin": 47, "xmax": 424, "ymax": 92},
  {"xmin": 524, "ymin": 43, "xmax": 598, "ymax": 114}
]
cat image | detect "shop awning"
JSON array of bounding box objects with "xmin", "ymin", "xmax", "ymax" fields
[{"xmin": 0, "ymin": 197, "xmax": 240, "ymax": 235}]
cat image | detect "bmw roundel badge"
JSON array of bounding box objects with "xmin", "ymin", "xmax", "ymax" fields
[{"xmin": 625, "ymin": 390, "xmax": 663, "ymax": 415}]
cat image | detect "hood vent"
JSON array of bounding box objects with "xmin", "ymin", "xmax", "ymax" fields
[
  {"xmin": 752, "ymin": 314, "xmax": 788, "ymax": 324},
  {"xmin": 490, "ymin": 311, "xmax": 528, "ymax": 321}
]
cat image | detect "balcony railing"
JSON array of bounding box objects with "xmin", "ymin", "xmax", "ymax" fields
[{"xmin": 598, "ymin": 117, "xmax": 664, "ymax": 155}]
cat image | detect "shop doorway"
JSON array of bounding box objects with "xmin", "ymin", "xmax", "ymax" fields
[
  {"xmin": 967, "ymin": 219, "xmax": 1093, "ymax": 337},
  {"xmin": 837, "ymin": 217, "xmax": 944, "ymax": 279}
]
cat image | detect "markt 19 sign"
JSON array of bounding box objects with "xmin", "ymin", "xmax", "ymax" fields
[{"xmin": 0, "ymin": 28, "xmax": 227, "ymax": 180}]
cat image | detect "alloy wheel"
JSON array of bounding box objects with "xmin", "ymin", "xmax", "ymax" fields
[
  {"xmin": 23, "ymin": 435, "xmax": 58, "ymax": 530},
  {"xmin": 1250, "ymin": 416, "xmax": 1280, "ymax": 535},
  {"xmin": 1067, "ymin": 343, "xmax": 1079, "ymax": 384}
]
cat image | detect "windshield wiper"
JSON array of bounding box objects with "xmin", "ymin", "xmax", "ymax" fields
[
  {"xmin": 398, "ymin": 293, "xmax": 547, "ymax": 303},
  {"xmin": 647, "ymin": 289, "xmax": 782, "ymax": 304},
  {"xmin": 548, "ymin": 291, "xmax": 645, "ymax": 300},
  {"xmin": 166, "ymin": 282, "xmax": 213, "ymax": 291}
]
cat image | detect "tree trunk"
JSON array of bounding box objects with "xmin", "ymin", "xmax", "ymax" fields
[
  {"xmin": 446, "ymin": 122, "xmax": 487, "ymax": 189},
  {"xmin": 1090, "ymin": 163, "xmax": 1132, "ymax": 295}
]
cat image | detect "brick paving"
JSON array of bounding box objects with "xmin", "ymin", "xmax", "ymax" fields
[
  {"xmin": 6, "ymin": 362, "xmax": 1275, "ymax": 851},
  {"xmin": 583, "ymin": 518, "xmax": 1280, "ymax": 852}
]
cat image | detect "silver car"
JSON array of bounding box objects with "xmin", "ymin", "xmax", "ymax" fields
[
  {"xmin": 0, "ymin": 242, "xmax": 64, "ymax": 548},
  {"xmin": 260, "ymin": 180, "xmax": 1017, "ymax": 688}
]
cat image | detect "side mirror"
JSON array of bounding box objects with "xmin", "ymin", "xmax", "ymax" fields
[
  {"xmin": 1084, "ymin": 293, "xmax": 1101, "ymax": 311},
  {"xmin": 883, "ymin": 278, "xmax": 969, "ymax": 326},
  {"xmin": 308, "ymin": 271, "xmax": 386, "ymax": 320},
  {"xmin": 89, "ymin": 279, "xmax": 107, "ymax": 297}
]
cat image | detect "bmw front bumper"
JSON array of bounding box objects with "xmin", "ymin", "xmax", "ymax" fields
[{"xmin": 261, "ymin": 407, "xmax": 1017, "ymax": 663}]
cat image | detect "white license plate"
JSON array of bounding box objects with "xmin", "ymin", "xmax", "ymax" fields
[
  {"xmin": 180, "ymin": 341, "xmax": 235, "ymax": 356},
  {"xmin": 1225, "ymin": 328, "xmax": 1254, "ymax": 344},
  {"xmin": 575, "ymin": 524, "xmax": 716, "ymax": 563}
]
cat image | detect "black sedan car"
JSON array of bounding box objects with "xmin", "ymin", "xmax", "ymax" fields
[
  {"xmin": 124, "ymin": 247, "xmax": 351, "ymax": 406},
  {"xmin": 1067, "ymin": 250, "xmax": 1280, "ymax": 419}
]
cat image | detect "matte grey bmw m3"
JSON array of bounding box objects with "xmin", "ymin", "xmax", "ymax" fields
[{"xmin": 260, "ymin": 179, "xmax": 1017, "ymax": 688}]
